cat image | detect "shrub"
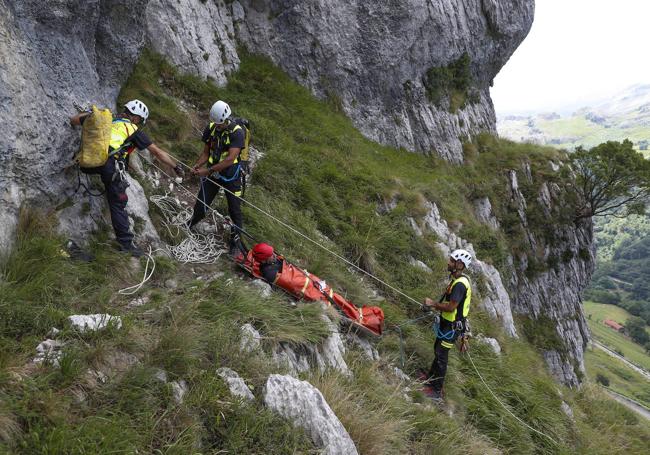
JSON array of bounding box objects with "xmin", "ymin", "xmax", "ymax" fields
[{"xmin": 596, "ymin": 373, "xmax": 610, "ymax": 386}]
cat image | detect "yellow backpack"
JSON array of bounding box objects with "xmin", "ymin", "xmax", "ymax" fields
[{"xmin": 78, "ymin": 105, "xmax": 113, "ymax": 168}]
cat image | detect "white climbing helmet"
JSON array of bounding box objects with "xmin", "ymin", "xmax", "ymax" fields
[
  {"xmin": 450, "ymin": 249, "xmax": 473, "ymax": 268},
  {"xmin": 209, "ymin": 100, "xmax": 231, "ymax": 124},
  {"xmin": 124, "ymin": 99, "xmax": 149, "ymax": 124}
]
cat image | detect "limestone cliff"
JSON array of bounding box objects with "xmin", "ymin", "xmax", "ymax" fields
[
  {"xmin": 0, "ymin": 0, "xmax": 592, "ymax": 387},
  {"xmin": 144, "ymin": 0, "xmax": 535, "ymax": 162},
  {"xmin": 236, "ymin": 0, "xmax": 534, "ymax": 162},
  {"xmin": 504, "ymin": 169, "xmax": 594, "ymax": 387},
  {"xmin": 0, "ymin": 0, "xmax": 150, "ymax": 250}
]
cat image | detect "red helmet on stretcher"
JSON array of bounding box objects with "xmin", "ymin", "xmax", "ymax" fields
[{"xmin": 252, "ymin": 243, "xmax": 274, "ymax": 261}]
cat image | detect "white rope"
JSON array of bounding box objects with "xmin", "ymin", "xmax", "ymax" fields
[
  {"xmin": 149, "ymin": 193, "xmax": 227, "ymax": 264},
  {"xmin": 118, "ymin": 245, "xmax": 156, "ymax": 295},
  {"xmin": 149, "ymin": 152, "xmax": 425, "ymax": 308},
  {"xmin": 134, "ymin": 154, "xmax": 557, "ymax": 445},
  {"xmin": 466, "ymin": 351, "xmax": 558, "ymax": 445}
]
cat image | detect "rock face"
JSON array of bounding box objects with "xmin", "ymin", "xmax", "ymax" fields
[
  {"xmin": 236, "ymin": 0, "xmax": 535, "ymax": 161},
  {"xmin": 0, "ymin": 0, "xmax": 152, "ymax": 252},
  {"xmin": 264, "ymin": 374, "xmax": 358, "ymax": 455},
  {"xmin": 409, "ymin": 200, "xmax": 518, "ymax": 338},
  {"xmin": 140, "ymin": 0, "xmax": 534, "ymax": 161},
  {"xmin": 506, "ymin": 173, "xmax": 594, "ymax": 387},
  {"xmin": 273, "ymin": 315, "xmax": 351, "ymax": 377},
  {"xmin": 146, "ymin": 0, "xmax": 239, "ymax": 85}
]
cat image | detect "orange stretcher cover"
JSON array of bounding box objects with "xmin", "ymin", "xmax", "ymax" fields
[{"xmin": 239, "ymin": 250, "xmax": 384, "ymax": 336}]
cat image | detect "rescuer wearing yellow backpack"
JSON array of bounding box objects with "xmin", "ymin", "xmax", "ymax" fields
[
  {"xmin": 188, "ymin": 100, "xmax": 249, "ymax": 257},
  {"xmin": 70, "ymin": 100, "xmax": 182, "ymax": 257},
  {"xmin": 422, "ymin": 249, "xmax": 473, "ymax": 402}
]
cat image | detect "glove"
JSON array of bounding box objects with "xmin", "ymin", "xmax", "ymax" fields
[{"xmin": 173, "ymin": 164, "xmax": 185, "ymax": 177}]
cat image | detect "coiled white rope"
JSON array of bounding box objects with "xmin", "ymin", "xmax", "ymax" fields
[{"xmin": 149, "ymin": 193, "xmax": 227, "ymax": 264}]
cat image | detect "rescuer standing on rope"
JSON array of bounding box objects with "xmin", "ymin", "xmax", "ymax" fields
[
  {"xmin": 188, "ymin": 100, "xmax": 245, "ymax": 257},
  {"xmin": 422, "ymin": 249, "xmax": 473, "ymax": 402}
]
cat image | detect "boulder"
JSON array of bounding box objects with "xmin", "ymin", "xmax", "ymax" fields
[
  {"xmin": 68, "ymin": 314, "xmax": 122, "ymax": 333},
  {"xmin": 217, "ymin": 367, "xmax": 255, "ymax": 402},
  {"xmin": 264, "ymin": 374, "xmax": 358, "ymax": 455}
]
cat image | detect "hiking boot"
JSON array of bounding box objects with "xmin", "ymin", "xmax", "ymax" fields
[
  {"xmin": 65, "ymin": 240, "xmax": 94, "ymax": 262},
  {"xmin": 422, "ymin": 385, "xmax": 443, "ymax": 403},
  {"xmin": 118, "ymin": 242, "xmax": 144, "ymax": 258}
]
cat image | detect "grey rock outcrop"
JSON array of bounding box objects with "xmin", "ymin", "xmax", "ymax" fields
[
  {"xmin": 409, "ymin": 257, "xmax": 433, "ymax": 274},
  {"xmin": 272, "ymin": 315, "xmax": 350, "ymax": 377},
  {"xmin": 33, "ymin": 339, "xmax": 65, "ymax": 366},
  {"xmin": 506, "ymin": 169, "xmax": 594, "ymax": 387},
  {"xmin": 561, "ymin": 401, "xmax": 574, "ymax": 421},
  {"xmin": 264, "ymin": 374, "xmax": 358, "ymax": 455},
  {"xmin": 0, "ymin": 0, "xmax": 151, "ymax": 252},
  {"xmin": 68, "ymin": 314, "xmax": 122, "ymax": 333},
  {"xmin": 347, "ymin": 334, "xmax": 379, "ymax": 361},
  {"xmin": 170, "ymin": 379, "xmax": 188, "ymax": 404},
  {"xmin": 476, "ymin": 335, "xmax": 501, "ymax": 355},
  {"xmin": 474, "ymin": 197, "xmax": 500, "ymax": 230},
  {"xmin": 236, "ymin": 0, "xmax": 535, "ymax": 161},
  {"xmin": 240, "ymin": 323, "xmax": 262, "ymax": 353},
  {"xmin": 146, "ymin": 0, "xmax": 239, "ymax": 85},
  {"xmin": 249, "ymin": 279, "xmax": 273, "ymax": 299},
  {"xmin": 217, "ymin": 367, "xmax": 255, "ymax": 402}
]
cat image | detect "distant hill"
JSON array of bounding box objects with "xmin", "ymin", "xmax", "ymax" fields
[
  {"xmin": 497, "ymin": 84, "xmax": 650, "ymax": 152},
  {"xmin": 498, "ymin": 84, "xmax": 650, "ymax": 331}
]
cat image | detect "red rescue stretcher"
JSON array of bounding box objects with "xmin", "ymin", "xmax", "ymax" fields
[{"xmin": 236, "ymin": 250, "xmax": 384, "ymax": 337}]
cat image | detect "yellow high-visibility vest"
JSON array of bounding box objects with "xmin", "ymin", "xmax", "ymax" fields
[
  {"xmin": 207, "ymin": 122, "xmax": 242, "ymax": 165},
  {"xmin": 109, "ymin": 118, "xmax": 138, "ymax": 154},
  {"xmin": 441, "ymin": 275, "xmax": 472, "ymax": 323}
]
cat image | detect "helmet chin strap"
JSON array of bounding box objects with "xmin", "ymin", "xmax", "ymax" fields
[{"xmin": 450, "ymin": 260, "xmax": 464, "ymax": 275}]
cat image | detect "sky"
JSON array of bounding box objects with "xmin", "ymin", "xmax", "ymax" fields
[{"xmin": 490, "ymin": 0, "xmax": 650, "ymax": 115}]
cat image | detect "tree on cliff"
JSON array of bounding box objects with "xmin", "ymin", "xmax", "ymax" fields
[{"xmin": 570, "ymin": 140, "xmax": 650, "ymax": 219}]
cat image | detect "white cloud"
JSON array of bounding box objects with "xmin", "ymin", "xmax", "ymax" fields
[{"xmin": 491, "ymin": 0, "xmax": 650, "ymax": 114}]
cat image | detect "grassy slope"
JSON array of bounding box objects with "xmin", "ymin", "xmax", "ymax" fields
[
  {"xmin": 584, "ymin": 348, "xmax": 650, "ymax": 409},
  {"xmin": 500, "ymin": 113, "xmax": 650, "ymax": 152},
  {"xmin": 583, "ymin": 301, "xmax": 650, "ymax": 370},
  {"xmin": 1, "ymin": 51, "xmax": 649, "ymax": 454}
]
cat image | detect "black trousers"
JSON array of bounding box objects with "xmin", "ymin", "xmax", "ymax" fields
[
  {"xmin": 82, "ymin": 157, "xmax": 133, "ymax": 245},
  {"xmin": 426, "ymin": 337, "xmax": 452, "ymax": 393},
  {"xmin": 189, "ymin": 175, "xmax": 243, "ymax": 238}
]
